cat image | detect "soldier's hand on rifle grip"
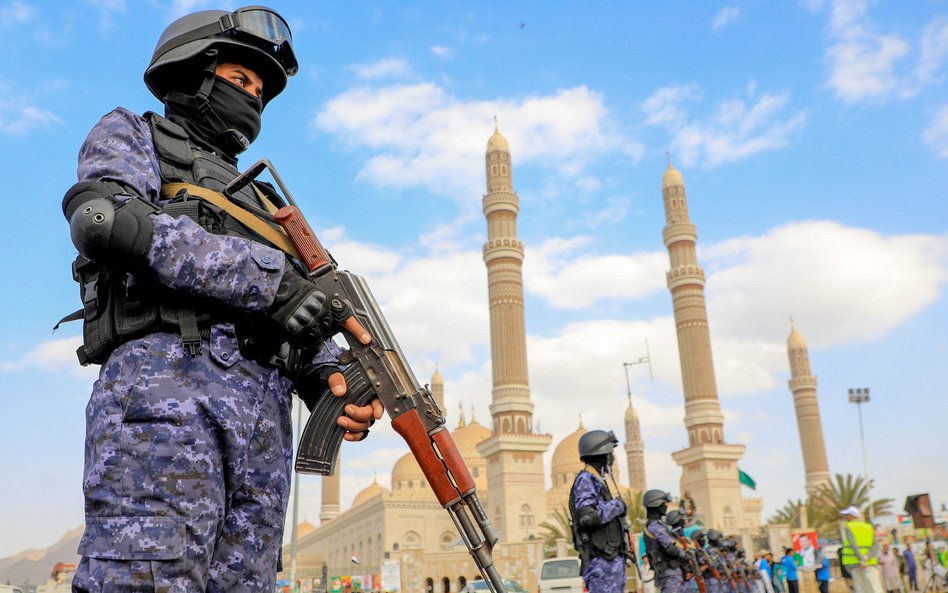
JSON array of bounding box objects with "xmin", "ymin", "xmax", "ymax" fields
[{"xmin": 336, "ymin": 389, "xmax": 384, "ymax": 441}]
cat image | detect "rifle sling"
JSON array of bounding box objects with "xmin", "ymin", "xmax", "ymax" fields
[{"xmin": 161, "ymin": 181, "xmax": 301, "ymax": 260}]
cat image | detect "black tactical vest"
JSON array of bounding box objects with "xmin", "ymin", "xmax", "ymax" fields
[
  {"xmin": 67, "ymin": 112, "xmax": 282, "ymax": 365},
  {"xmin": 568, "ymin": 471, "xmax": 626, "ymax": 564}
]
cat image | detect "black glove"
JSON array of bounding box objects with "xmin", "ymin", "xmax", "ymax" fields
[{"xmin": 269, "ymin": 270, "xmax": 334, "ymax": 348}]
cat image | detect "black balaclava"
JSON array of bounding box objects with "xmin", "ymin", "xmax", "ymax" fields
[
  {"xmin": 583, "ymin": 452, "xmax": 614, "ymax": 475},
  {"xmin": 164, "ymin": 53, "xmax": 263, "ymax": 163},
  {"xmin": 647, "ymin": 503, "xmax": 668, "ymax": 520}
]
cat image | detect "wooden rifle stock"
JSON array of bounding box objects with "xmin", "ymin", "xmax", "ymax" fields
[{"xmin": 266, "ymin": 174, "xmax": 506, "ymax": 593}]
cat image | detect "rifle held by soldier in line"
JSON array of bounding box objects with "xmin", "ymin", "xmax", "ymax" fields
[
  {"xmin": 677, "ymin": 537, "xmax": 707, "ymax": 593},
  {"xmin": 224, "ymin": 159, "xmax": 508, "ymax": 593}
]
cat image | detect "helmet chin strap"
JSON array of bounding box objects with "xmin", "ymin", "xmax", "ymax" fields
[{"xmin": 194, "ymin": 51, "xmax": 251, "ymax": 154}]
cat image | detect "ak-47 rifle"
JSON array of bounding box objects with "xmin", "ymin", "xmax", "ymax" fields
[
  {"xmin": 708, "ymin": 548, "xmax": 738, "ymax": 590},
  {"xmin": 693, "ymin": 546, "xmax": 723, "ymax": 583},
  {"xmin": 224, "ymin": 160, "xmax": 507, "ymax": 593},
  {"xmin": 677, "ymin": 537, "xmax": 707, "ymax": 593},
  {"xmin": 604, "ymin": 470, "xmax": 645, "ymax": 583}
]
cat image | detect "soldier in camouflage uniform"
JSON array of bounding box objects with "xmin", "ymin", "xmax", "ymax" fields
[
  {"xmin": 62, "ymin": 7, "xmax": 381, "ymax": 593},
  {"xmin": 644, "ymin": 489, "xmax": 692, "ymax": 593},
  {"xmin": 569, "ymin": 430, "xmax": 629, "ymax": 593}
]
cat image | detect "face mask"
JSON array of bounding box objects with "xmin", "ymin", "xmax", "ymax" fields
[
  {"xmin": 164, "ymin": 75, "xmax": 263, "ymax": 161},
  {"xmin": 207, "ymin": 76, "xmax": 263, "ymax": 150}
]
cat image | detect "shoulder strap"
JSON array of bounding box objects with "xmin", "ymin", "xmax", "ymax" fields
[
  {"xmin": 161, "ymin": 181, "xmax": 301, "ymax": 260},
  {"xmin": 146, "ymin": 112, "xmax": 195, "ymax": 181}
]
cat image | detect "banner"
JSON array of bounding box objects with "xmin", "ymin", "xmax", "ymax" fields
[
  {"xmin": 792, "ymin": 531, "xmax": 820, "ymax": 569},
  {"xmin": 381, "ymin": 560, "xmax": 401, "ymax": 592},
  {"xmin": 330, "ymin": 576, "xmax": 343, "ymax": 593}
]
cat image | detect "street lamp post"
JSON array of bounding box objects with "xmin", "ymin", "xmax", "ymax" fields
[{"xmin": 848, "ymin": 387, "xmax": 873, "ymax": 523}]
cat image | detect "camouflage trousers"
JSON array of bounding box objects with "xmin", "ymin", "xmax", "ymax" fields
[
  {"xmin": 72, "ymin": 326, "xmax": 294, "ymax": 593},
  {"xmin": 656, "ymin": 568, "xmax": 690, "ymax": 593},
  {"xmin": 582, "ymin": 556, "xmax": 627, "ymax": 593}
]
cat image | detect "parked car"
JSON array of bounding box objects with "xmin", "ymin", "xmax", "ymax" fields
[
  {"xmin": 461, "ymin": 578, "xmax": 528, "ymax": 593},
  {"xmin": 538, "ymin": 557, "xmax": 585, "ymax": 593}
]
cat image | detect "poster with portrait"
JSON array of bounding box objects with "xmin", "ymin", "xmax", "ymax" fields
[{"xmin": 792, "ymin": 531, "xmax": 820, "ymax": 569}]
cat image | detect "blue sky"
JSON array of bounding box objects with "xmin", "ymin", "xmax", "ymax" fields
[{"xmin": 1, "ymin": 0, "xmax": 947, "ymax": 558}]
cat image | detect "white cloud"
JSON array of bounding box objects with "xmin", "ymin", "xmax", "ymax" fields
[
  {"xmin": 350, "ymin": 57, "xmax": 412, "ymax": 81},
  {"xmin": 315, "ymin": 81, "xmax": 642, "ymax": 200},
  {"xmin": 917, "ymin": 17, "xmax": 948, "ymax": 85},
  {"xmin": 0, "ymin": 78, "xmax": 62, "ymax": 135},
  {"xmin": 819, "ymin": 0, "xmax": 948, "ymax": 103},
  {"xmin": 0, "ymin": 336, "xmax": 97, "ymax": 378},
  {"xmin": 430, "ymin": 45, "xmax": 453, "ymax": 58},
  {"xmin": 923, "ymin": 104, "xmax": 948, "ymax": 157},
  {"xmin": 712, "ymin": 6, "xmax": 741, "ymax": 30},
  {"xmin": 642, "ymin": 82, "xmax": 806, "ymax": 168},
  {"xmin": 0, "ymin": 0, "xmax": 35, "ymax": 24},
  {"xmin": 705, "ymin": 221, "xmax": 948, "ymax": 348},
  {"xmin": 526, "ymin": 236, "xmax": 668, "ymax": 309}
]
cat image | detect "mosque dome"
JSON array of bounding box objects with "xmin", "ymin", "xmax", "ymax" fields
[
  {"xmin": 297, "ymin": 519, "xmax": 316, "ymax": 538},
  {"xmin": 392, "ymin": 452, "xmax": 423, "ymax": 485},
  {"xmin": 352, "ymin": 479, "xmax": 389, "ymax": 507},
  {"xmin": 662, "ymin": 162, "xmax": 684, "ymax": 190},
  {"xmin": 788, "ymin": 327, "xmax": 807, "ymax": 350},
  {"xmin": 452, "ymin": 420, "xmax": 491, "ymax": 459},
  {"xmin": 487, "ymin": 127, "xmax": 509, "ymax": 152},
  {"xmin": 551, "ymin": 421, "xmax": 586, "ymax": 488}
]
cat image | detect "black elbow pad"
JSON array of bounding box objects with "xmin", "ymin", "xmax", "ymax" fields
[
  {"xmin": 576, "ymin": 506, "xmax": 601, "ymax": 529},
  {"xmin": 66, "ymin": 182, "xmax": 156, "ymax": 266}
]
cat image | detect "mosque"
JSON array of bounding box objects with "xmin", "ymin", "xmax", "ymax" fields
[{"xmin": 277, "ymin": 124, "xmax": 843, "ymax": 592}]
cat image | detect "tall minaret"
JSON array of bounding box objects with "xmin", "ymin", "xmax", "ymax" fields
[
  {"xmin": 662, "ymin": 162, "xmax": 747, "ymax": 531},
  {"xmin": 431, "ymin": 367, "xmax": 445, "ymax": 412},
  {"xmin": 625, "ymin": 395, "xmax": 647, "ymax": 492},
  {"xmin": 476, "ymin": 123, "xmax": 551, "ymax": 542},
  {"xmin": 320, "ymin": 453, "xmax": 340, "ymax": 523},
  {"xmin": 787, "ymin": 324, "xmax": 831, "ymax": 495}
]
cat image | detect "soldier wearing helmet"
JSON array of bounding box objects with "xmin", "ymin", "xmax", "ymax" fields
[
  {"xmin": 643, "ymin": 488, "xmax": 692, "ymax": 593},
  {"xmin": 568, "ymin": 430, "xmax": 630, "ymax": 593},
  {"xmin": 64, "ymin": 7, "xmax": 381, "ymax": 592}
]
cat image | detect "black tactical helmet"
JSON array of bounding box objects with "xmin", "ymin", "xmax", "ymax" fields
[
  {"xmin": 691, "ymin": 529, "xmax": 706, "ymax": 540},
  {"xmin": 145, "ymin": 6, "xmax": 298, "ymax": 106},
  {"xmin": 643, "ymin": 489, "xmax": 674, "ymax": 509},
  {"xmin": 707, "ymin": 529, "xmax": 723, "ymax": 543},
  {"xmin": 665, "ymin": 510, "xmax": 685, "ymax": 527},
  {"xmin": 578, "ymin": 429, "xmax": 618, "ymax": 460}
]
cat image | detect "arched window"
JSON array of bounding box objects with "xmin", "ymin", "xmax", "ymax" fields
[
  {"xmin": 441, "ymin": 531, "xmax": 456, "ymax": 548},
  {"xmin": 520, "ymin": 503, "xmax": 534, "ymax": 527},
  {"xmin": 442, "ymin": 576, "xmax": 451, "ymax": 593},
  {"xmin": 459, "ymin": 576, "xmax": 468, "ymax": 591},
  {"xmin": 405, "ymin": 530, "xmax": 421, "ymax": 548},
  {"xmin": 393, "ymin": 542, "xmax": 400, "ymax": 551},
  {"xmin": 426, "ymin": 578, "xmax": 434, "ymax": 593}
]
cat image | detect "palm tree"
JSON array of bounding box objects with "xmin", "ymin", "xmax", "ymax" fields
[
  {"xmin": 809, "ymin": 473, "xmax": 894, "ymax": 535},
  {"xmin": 626, "ymin": 490, "xmax": 646, "ymax": 533},
  {"xmin": 539, "ymin": 506, "xmax": 575, "ymax": 556}
]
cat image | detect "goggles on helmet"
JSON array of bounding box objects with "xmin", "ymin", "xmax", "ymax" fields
[{"xmin": 155, "ymin": 6, "xmax": 298, "ymax": 76}]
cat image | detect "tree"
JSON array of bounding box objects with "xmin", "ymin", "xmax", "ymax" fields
[
  {"xmin": 801, "ymin": 473, "xmax": 894, "ymax": 536},
  {"xmin": 626, "ymin": 490, "xmax": 646, "ymax": 533},
  {"xmin": 539, "ymin": 506, "xmax": 575, "ymax": 556}
]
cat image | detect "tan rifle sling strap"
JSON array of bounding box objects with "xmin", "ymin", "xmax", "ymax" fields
[{"xmin": 160, "ymin": 181, "xmax": 302, "ymax": 261}]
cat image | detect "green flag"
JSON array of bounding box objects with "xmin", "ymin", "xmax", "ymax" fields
[{"xmin": 738, "ymin": 468, "xmax": 756, "ymax": 490}]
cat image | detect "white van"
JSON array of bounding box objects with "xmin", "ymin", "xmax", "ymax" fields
[{"xmin": 538, "ymin": 557, "xmax": 585, "ymax": 593}]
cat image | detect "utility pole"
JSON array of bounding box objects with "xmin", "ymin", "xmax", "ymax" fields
[{"xmin": 848, "ymin": 387, "xmax": 873, "ymax": 523}]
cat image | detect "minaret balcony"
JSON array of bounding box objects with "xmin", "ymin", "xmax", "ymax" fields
[
  {"xmin": 663, "ymin": 222, "xmax": 696, "ymax": 246},
  {"xmin": 789, "ymin": 376, "xmax": 818, "ymax": 389},
  {"xmin": 666, "ymin": 266, "xmax": 705, "ymax": 288}
]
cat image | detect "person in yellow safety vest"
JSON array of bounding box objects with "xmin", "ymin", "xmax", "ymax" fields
[{"xmin": 839, "ymin": 506, "xmax": 885, "ymax": 593}]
